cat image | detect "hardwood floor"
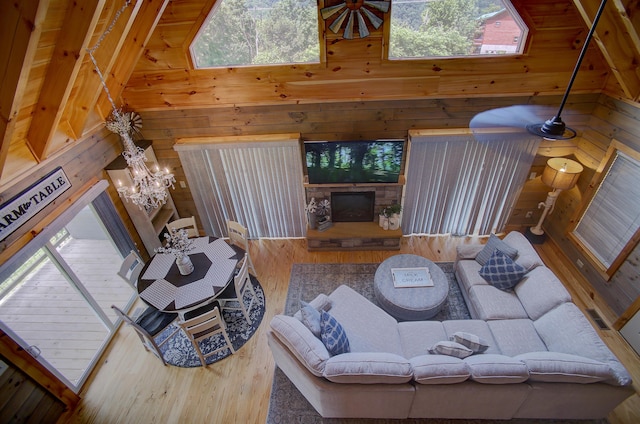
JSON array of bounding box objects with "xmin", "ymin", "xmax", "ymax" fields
[{"xmin": 58, "ymin": 234, "xmax": 640, "ymax": 423}]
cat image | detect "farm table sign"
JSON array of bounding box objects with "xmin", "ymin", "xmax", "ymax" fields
[{"xmin": 0, "ymin": 167, "xmax": 71, "ymax": 242}]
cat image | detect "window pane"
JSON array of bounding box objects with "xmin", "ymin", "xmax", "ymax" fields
[
  {"xmin": 573, "ymin": 152, "xmax": 640, "ymax": 268},
  {"xmin": 191, "ymin": 0, "xmax": 320, "ymax": 68},
  {"xmin": 389, "ymin": 0, "xmax": 527, "ymax": 59}
]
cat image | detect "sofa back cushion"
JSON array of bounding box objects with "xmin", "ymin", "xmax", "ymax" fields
[
  {"xmin": 534, "ymin": 302, "xmax": 632, "ymax": 386},
  {"xmin": 503, "ymin": 231, "xmax": 544, "ymax": 270},
  {"xmin": 514, "ymin": 266, "xmax": 572, "ymax": 320},
  {"xmin": 322, "ymin": 352, "xmax": 413, "ymax": 384},
  {"xmin": 269, "ymin": 315, "xmax": 330, "ymax": 376},
  {"xmin": 328, "ymin": 285, "xmax": 404, "ymax": 355}
]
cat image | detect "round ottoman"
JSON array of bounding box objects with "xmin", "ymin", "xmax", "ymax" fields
[{"xmin": 374, "ymin": 254, "xmax": 449, "ymax": 321}]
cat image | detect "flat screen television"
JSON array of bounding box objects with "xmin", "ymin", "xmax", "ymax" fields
[{"xmin": 304, "ymin": 140, "xmax": 405, "ymax": 184}]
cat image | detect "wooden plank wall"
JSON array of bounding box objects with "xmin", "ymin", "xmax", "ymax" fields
[
  {"xmin": 138, "ymin": 93, "xmax": 598, "ymax": 225},
  {"xmin": 0, "ymin": 356, "xmax": 65, "ymax": 424},
  {"xmin": 541, "ymin": 95, "xmax": 640, "ymax": 317}
]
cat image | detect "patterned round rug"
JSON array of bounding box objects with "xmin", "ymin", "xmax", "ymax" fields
[{"xmin": 157, "ymin": 276, "xmax": 265, "ymax": 367}]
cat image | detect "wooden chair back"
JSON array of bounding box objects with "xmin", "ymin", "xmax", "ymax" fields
[
  {"xmin": 178, "ymin": 303, "xmax": 234, "ymax": 367},
  {"xmin": 167, "ymin": 216, "xmax": 199, "ymax": 238},
  {"xmin": 117, "ymin": 250, "xmax": 144, "ymax": 288}
]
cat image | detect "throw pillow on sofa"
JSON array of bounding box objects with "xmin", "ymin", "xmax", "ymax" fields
[
  {"xmin": 450, "ymin": 331, "xmax": 489, "ymax": 353},
  {"xmin": 479, "ymin": 250, "xmax": 527, "ymax": 291},
  {"xmin": 475, "ymin": 233, "xmax": 519, "ymax": 266},
  {"xmin": 320, "ymin": 310, "xmax": 350, "ymax": 356},
  {"xmin": 429, "ymin": 341, "xmax": 473, "ymax": 358},
  {"xmin": 299, "ymin": 301, "xmax": 322, "ymax": 337}
]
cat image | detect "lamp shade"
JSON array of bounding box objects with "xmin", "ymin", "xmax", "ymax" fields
[{"xmin": 541, "ymin": 158, "xmax": 583, "ymax": 190}]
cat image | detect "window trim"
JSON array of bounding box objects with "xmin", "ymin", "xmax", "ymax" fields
[{"xmin": 568, "ymin": 140, "xmax": 640, "ymax": 280}]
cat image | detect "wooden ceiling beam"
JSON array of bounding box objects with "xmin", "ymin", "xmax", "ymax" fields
[
  {"xmin": 0, "ymin": 1, "xmax": 48, "ymax": 181},
  {"xmin": 62, "ymin": 0, "xmax": 143, "ymax": 140},
  {"xmin": 573, "ymin": 0, "xmax": 640, "ymax": 100},
  {"xmin": 26, "ymin": 0, "xmax": 106, "ymax": 161},
  {"xmin": 95, "ymin": 0, "xmax": 171, "ymax": 119}
]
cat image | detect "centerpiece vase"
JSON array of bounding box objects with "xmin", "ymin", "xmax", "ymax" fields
[{"xmin": 177, "ymin": 254, "xmax": 194, "ymax": 275}]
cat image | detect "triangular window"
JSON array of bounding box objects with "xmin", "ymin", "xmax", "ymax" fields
[
  {"xmin": 389, "ymin": 0, "xmax": 527, "ymax": 59},
  {"xmin": 190, "ymin": 0, "xmax": 320, "ymax": 68}
]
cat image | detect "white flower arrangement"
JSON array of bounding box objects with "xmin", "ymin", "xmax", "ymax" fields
[
  {"xmin": 305, "ymin": 197, "xmax": 317, "ymax": 214},
  {"xmin": 155, "ymin": 227, "xmax": 194, "ymax": 259}
]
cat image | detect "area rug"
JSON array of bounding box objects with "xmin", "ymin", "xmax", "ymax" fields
[
  {"xmin": 157, "ymin": 275, "xmax": 265, "ymax": 367},
  {"xmin": 266, "ymin": 263, "xmax": 607, "ymax": 424}
]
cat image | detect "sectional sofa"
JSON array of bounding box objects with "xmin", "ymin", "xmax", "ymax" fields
[{"xmin": 267, "ymin": 231, "xmax": 634, "ymax": 419}]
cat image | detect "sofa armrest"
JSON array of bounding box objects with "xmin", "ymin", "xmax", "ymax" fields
[{"xmin": 455, "ymin": 245, "xmax": 485, "ymax": 262}]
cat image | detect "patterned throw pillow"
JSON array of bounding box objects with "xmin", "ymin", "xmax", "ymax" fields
[
  {"xmin": 475, "ymin": 233, "xmax": 519, "ymax": 266},
  {"xmin": 429, "ymin": 341, "xmax": 473, "ymax": 359},
  {"xmin": 299, "ymin": 301, "xmax": 321, "ymax": 338},
  {"xmin": 450, "ymin": 331, "xmax": 489, "ymax": 353},
  {"xmin": 479, "ymin": 250, "xmax": 527, "ymax": 291},
  {"xmin": 320, "ymin": 311, "xmax": 350, "ymax": 356}
]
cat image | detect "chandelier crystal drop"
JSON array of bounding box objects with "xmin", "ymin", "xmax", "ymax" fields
[{"xmin": 88, "ymin": 0, "xmax": 174, "ymax": 210}]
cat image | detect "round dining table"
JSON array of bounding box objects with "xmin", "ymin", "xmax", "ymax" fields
[{"xmin": 137, "ymin": 236, "xmax": 244, "ymax": 315}]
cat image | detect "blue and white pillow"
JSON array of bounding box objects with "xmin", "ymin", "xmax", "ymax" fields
[
  {"xmin": 479, "ymin": 249, "xmax": 527, "ymax": 291},
  {"xmin": 320, "ymin": 311, "xmax": 350, "ymax": 356}
]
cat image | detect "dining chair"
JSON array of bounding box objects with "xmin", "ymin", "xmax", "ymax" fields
[
  {"xmin": 226, "ymin": 220, "xmax": 256, "ymax": 274},
  {"xmin": 111, "ymin": 305, "xmax": 180, "ymax": 366},
  {"xmin": 117, "ymin": 250, "xmax": 145, "ymax": 288},
  {"xmin": 167, "ymin": 216, "xmax": 199, "ymax": 238},
  {"xmin": 216, "ymin": 254, "xmax": 258, "ymax": 325},
  {"xmin": 178, "ymin": 301, "xmax": 234, "ymax": 367}
]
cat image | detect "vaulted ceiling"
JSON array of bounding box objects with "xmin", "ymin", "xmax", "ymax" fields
[{"xmin": 2, "ymin": 0, "xmax": 639, "ymax": 187}]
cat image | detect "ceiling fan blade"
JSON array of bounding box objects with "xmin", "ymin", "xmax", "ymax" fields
[{"xmin": 470, "ymin": 105, "xmax": 556, "ymax": 130}]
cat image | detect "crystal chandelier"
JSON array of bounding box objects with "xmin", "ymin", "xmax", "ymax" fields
[{"xmin": 87, "ymin": 1, "xmax": 175, "ymax": 210}]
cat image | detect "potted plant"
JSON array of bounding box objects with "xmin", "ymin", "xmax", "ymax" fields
[{"xmin": 385, "ymin": 204, "xmax": 402, "ymax": 230}]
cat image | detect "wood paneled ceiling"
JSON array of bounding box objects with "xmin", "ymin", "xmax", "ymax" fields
[{"xmin": 1, "ymin": 0, "xmax": 639, "ymax": 187}]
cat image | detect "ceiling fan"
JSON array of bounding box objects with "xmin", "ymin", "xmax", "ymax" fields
[{"xmin": 470, "ymin": 0, "xmax": 608, "ymax": 141}]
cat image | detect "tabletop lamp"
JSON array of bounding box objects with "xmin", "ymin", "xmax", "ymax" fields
[{"xmin": 529, "ymin": 158, "xmax": 583, "ymax": 239}]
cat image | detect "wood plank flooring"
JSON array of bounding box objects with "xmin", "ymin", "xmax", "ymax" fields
[{"xmin": 58, "ymin": 234, "xmax": 640, "ymax": 423}]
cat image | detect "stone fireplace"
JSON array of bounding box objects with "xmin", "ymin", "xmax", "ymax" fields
[{"xmin": 305, "ymin": 185, "xmax": 403, "ymax": 222}]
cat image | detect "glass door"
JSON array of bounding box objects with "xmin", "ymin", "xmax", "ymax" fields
[{"xmin": 0, "ymin": 181, "xmax": 137, "ymax": 392}]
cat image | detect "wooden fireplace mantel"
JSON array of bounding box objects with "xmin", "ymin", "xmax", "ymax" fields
[{"xmin": 306, "ymin": 222, "xmax": 402, "ymax": 251}]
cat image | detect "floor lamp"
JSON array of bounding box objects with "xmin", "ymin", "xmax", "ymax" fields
[{"xmin": 527, "ymin": 158, "xmax": 583, "ymax": 243}]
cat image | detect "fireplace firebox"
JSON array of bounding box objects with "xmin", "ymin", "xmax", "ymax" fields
[{"xmin": 331, "ymin": 191, "xmax": 375, "ymax": 222}]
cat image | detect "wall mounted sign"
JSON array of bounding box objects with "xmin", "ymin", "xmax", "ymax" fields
[{"xmin": 0, "ymin": 167, "xmax": 71, "ymax": 242}]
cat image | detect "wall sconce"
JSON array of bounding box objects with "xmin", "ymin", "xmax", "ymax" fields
[{"xmin": 528, "ymin": 158, "xmax": 583, "ymax": 241}]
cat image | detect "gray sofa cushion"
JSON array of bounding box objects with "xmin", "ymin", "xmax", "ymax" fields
[
  {"xmin": 464, "ymin": 354, "xmax": 530, "ymax": 384},
  {"xmin": 323, "ymin": 352, "xmax": 413, "ymax": 384},
  {"xmin": 487, "ymin": 319, "xmax": 547, "ymax": 357},
  {"xmin": 328, "ymin": 285, "xmax": 404, "ymax": 355},
  {"xmin": 398, "ymin": 321, "xmax": 447, "ymax": 358},
  {"xmin": 469, "ymin": 285, "xmax": 528, "ymax": 320},
  {"xmin": 299, "ymin": 301, "xmax": 321, "ymax": 337},
  {"xmin": 534, "ymin": 302, "xmax": 632, "ymax": 386},
  {"xmin": 515, "ymin": 266, "xmax": 572, "ymax": 320},
  {"xmin": 503, "ymin": 231, "xmax": 544, "ymax": 270},
  {"xmin": 411, "ymin": 355, "xmax": 470, "ymax": 384},
  {"xmin": 455, "ymin": 260, "xmax": 487, "ymax": 294},
  {"xmin": 515, "ymin": 351, "xmax": 613, "ymax": 384},
  {"xmin": 270, "ymin": 315, "xmax": 330, "ymax": 376}
]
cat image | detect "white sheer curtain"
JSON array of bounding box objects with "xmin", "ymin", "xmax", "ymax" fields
[
  {"xmin": 403, "ymin": 131, "xmax": 540, "ymax": 236},
  {"xmin": 174, "ymin": 139, "xmax": 307, "ymax": 238}
]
